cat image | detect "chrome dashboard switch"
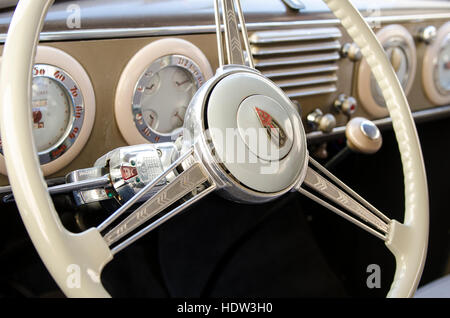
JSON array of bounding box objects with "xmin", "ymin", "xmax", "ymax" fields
[
  {"xmin": 67, "ymin": 143, "xmax": 180, "ymax": 206},
  {"xmin": 334, "ymin": 94, "xmax": 358, "ymax": 116},
  {"xmin": 307, "ymin": 109, "xmax": 336, "ymax": 133}
]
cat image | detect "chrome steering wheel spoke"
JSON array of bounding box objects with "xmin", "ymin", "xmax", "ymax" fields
[
  {"xmin": 97, "ymin": 147, "xmax": 216, "ymax": 255},
  {"xmin": 214, "ymin": 0, "xmax": 254, "ymax": 68},
  {"xmin": 297, "ymin": 157, "xmax": 391, "ymax": 240}
]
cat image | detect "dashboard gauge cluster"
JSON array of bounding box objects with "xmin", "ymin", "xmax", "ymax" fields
[
  {"xmin": 423, "ymin": 22, "xmax": 450, "ymax": 105},
  {"xmin": 0, "ymin": 46, "xmax": 96, "ymax": 176},
  {"xmin": 115, "ymin": 38, "xmax": 213, "ymax": 145},
  {"xmin": 357, "ymin": 25, "xmax": 417, "ymax": 117}
]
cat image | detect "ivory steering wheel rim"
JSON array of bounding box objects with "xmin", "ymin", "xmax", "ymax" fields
[{"xmin": 0, "ymin": 0, "xmax": 428, "ymax": 297}]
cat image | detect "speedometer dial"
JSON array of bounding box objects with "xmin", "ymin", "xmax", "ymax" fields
[
  {"xmin": 31, "ymin": 75, "xmax": 72, "ymax": 153},
  {"xmin": 115, "ymin": 38, "xmax": 213, "ymax": 146},
  {"xmin": 0, "ymin": 46, "xmax": 96, "ymax": 176}
]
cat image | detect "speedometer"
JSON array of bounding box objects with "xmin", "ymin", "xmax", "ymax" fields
[
  {"xmin": 0, "ymin": 46, "xmax": 96, "ymax": 176},
  {"xmin": 30, "ymin": 64, "xmax": 83, "ymax": 163},
  {"xmin": 115, "ymin": 38, "xmax": 213, "ymax": 145},
  {"xmin": 31, "ymin": 76, "xmax": 72, "ymax": 152}
]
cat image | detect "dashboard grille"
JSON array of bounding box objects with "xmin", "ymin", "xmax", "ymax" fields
[{"xmin": 250, "ymin": 27, "xmax": 342, "ymax": 98}]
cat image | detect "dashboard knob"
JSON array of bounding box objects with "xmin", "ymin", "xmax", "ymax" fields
[
  {"xmin": 307, "ymin": 109, "xmax": 336, "ymax": 133},
  {"xmin": 417, "ymin": 25, "xmax": 437, "ymax": 44},
  {"xmin": 345, "ymin": 117, "xmax": 382, "ymax": 154},
  {"xmin": 340, "ymin": 42, "xmax": 362, "ymax": 61},
  {"xmin": 334, "ymin": 94, "xmax": 358, "ymax": 116}
]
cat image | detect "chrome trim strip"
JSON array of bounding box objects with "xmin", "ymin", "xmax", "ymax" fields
[
  {"xmin": 286, "ymin": 84, "xmax": 337, "ymax": 98},
  {"xmin": 275, "ymin": 74, "xmax": 338, "ymax": 88},
  {"xmin": 307, "ymin": 105, "xmax": 450, "ymax": 143},
  {"xmin": 264, "ymin": 64, "xmax": 339, "ymax": 79},
  {"xmin": 255, "ymin": 52, "xmax": 340, "ymax": 68},
  {"xmin": 249, "ymin": 27, "xmax": 342, "ymax": 44},
  {"xmin": 1, "ymin": 13, "xmax": 450, "ymax": 43},
  {"xmin": 252, "ymin": 41, "xmax": 341, "ymax": 56}
]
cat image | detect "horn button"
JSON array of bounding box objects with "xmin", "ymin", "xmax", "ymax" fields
[
  {"xmin": 237, "ymin": 95, "xmax": 294, "ymax": 162},
  {"xmin": 206, "ymin": 71, "xmax": 307, "ymax": 193}
]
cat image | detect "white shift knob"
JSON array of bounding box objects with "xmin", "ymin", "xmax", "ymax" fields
[{"xmin": 345, "ymin": 117, "xmax": 382, "ymax": 154}]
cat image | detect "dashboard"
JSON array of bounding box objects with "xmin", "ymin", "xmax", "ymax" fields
[{"xmin": 0, "ymin": 0, "xmax": 449, "ymax": 186}]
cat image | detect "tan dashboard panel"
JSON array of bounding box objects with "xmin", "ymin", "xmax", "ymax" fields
[
  {"xmin": 0, "ymin": 34, "xmax": 220, "ymax": 185},
  {"xmin": 0, "ymin": 20, "xmax": 445, "ymax": 186}
]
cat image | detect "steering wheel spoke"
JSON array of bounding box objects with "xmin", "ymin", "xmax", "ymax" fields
[
  {"xmin": 214, "ymin": 0, "xmax": 254, "ymax": 68},
  {"xmin": 96, "ymin": 147, "xmax": 216, "ymax": 254},
  {"xmin": 297, "ymin": 157, "xmax": 392, "ymax": 240}
]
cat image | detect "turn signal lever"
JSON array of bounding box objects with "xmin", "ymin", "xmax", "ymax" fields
[{"xmin": 325, "ymin": 117, "xmax": 382, "ymax": 169}]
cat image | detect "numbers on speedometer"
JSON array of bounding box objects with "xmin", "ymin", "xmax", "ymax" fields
[{"xmin": 31, "ymin": 66, "xmax": 76, "ymax": 156}]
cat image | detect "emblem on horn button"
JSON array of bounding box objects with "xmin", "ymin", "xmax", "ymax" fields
[{"xmin": 255, "ymin": 107, "xmax": 287, "ymax": 148}]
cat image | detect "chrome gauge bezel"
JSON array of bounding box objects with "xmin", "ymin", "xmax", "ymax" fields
[
  {"xmin": 131, "ymin": 54, "xmax": 205, "ymax": 143},
  {"xmin": 434, "ymin": 34, "xmax": 450, "ymax": 96},
  {"xmin": 357, "ymin": 25, "xmax": 417, "ymax": 118},
  {"xmin": 371, "ymin": 37, "xmax": 412, "ymax": 107},
  {"xmin": 423, "ymin": 22, "xmax": 450, "ymax": 105},
  {"xmin": 0, "ymin": 45, "xmax": 96, "ymax": 177},
  {"xmin": 115, "ymin": 38, "xmax": 213, "ymax": 146},
  {"xmin": 31, "ymin": 64, "xmax": 85, "ymax": 164}
]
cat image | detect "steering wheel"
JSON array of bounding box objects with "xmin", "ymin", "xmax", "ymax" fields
[{"xmin": 0, "ymin": 0, "xmax": 428, "ymax": 297}]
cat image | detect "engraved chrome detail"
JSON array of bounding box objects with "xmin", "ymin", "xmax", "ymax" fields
[
  {"xmin": 298, "ymin": 158, "xmax": 391, "ymax": 240},
  {"xmin": 103, "ymin": 162, "xmax": 210, "ymax": 246}
]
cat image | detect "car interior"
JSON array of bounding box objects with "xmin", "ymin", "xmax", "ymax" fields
[{"xmin": 0, "ymin": 0, "xmax": 449, "ymax": 298}]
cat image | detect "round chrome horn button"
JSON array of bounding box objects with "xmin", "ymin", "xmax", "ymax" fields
[
  {"xmin": 205, "ymin": 70, "xmax": 308, "ymax": 194},
  {"xmin": 237, "ymin": 95, "xmax": 294, "ymax": 161}
]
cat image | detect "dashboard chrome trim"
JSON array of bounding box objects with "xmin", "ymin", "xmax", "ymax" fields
[{"xmin": 1, "ymin": 13, "xmax": 450, "ymax": 43}]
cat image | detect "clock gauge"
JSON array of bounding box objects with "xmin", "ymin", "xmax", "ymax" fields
[{"xmin": 115, "ymin": 38, "xmax": 213, "ymax": 145}]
